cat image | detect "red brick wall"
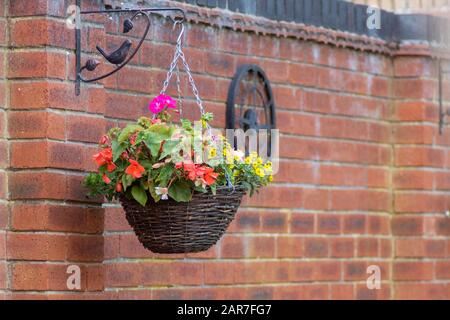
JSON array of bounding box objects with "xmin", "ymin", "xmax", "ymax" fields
[
  {"xmin": 0, "ymin": 0, "xmax": 449, "ymax": 300},
  {"xmin": 0, "ymin": 0, "xmax": 6, "ymax": 299}
]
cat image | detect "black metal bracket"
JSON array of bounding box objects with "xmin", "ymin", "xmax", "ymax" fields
[
  {"xmin": 75, "ymin": 0, "xmax": 186, "ymax": 95},
  {"xmin": 438, "ymin": 59, "xmax": 450, "ymax": 134}
]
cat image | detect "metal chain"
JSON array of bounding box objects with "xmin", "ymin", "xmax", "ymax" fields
[
  {"xmin": 175, "ymin": 64, "xmax": 183, "ymax": 118},
  {"xmin": 160, "ymin": 22, "xmax": 205, "ymax": 116}
]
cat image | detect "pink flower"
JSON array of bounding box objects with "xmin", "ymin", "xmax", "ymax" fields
[{"xmin": 148, "ymin": 94, "xmax": 177, "ymax": 114}]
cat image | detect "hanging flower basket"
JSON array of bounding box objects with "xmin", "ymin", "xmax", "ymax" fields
[
  {"xmin": 120, "ymin": 185, "xmax": 246, "ymax": 253},
  {"xmin": 84, "ymin": 23, "xmax": 273, "ymax": 253}
]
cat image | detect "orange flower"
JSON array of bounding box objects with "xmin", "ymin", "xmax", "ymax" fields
[
  {"xmin": 176, "ymin": 161, "xmax": 217, "ymax": 185},
  {"xmin": 203, "ymin": 167, "xmax": 218, "ymax": 186},
  {"xmin": 99, "ymin": 135, "xmax": 109, "ymax": 145},
  {"xmin": 102, "ymin": 174, "xmax": 111, "ymax": 184},
  {"xmin": 115, "ymin": 182, "xmax": 123, "ymax": 192},
  {"xmin": 93, "ymin": 148, "xmax": 113, "ymax": 167},
  {"xmin": 106, "ymin": 162, "xmax": 116, "ymax": 172},
  {"xmin": 125, "ymin": 159, "xmax": 145, "ymax": 179}
]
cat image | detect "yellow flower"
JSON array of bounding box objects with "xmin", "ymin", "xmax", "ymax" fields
[
  {"xmin": 255, "ymin": 157, "xmax": 263, "ymax": 165},
  {"xmin": 264, "ymin": 162, "xmax": 273, "ymax": 173},
  {"xmin": 255, "ymin": 167, "xmax": 265, "ymax": 177},
  {"xmin": 244, "ymin": 157, "xmax": 252, "ymax": 165},
  {"xmin": 209, "ymin": 147, "xmax": 217, "ymax": 159},
  {"xmin": 269, "ymin": 175, "xmax": 273, "ymax": 182}
]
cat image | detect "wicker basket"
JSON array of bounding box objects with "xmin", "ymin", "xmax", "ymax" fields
[{"xmin": 120, "ymin": 185, "xmax": 246, "ymax": 253}]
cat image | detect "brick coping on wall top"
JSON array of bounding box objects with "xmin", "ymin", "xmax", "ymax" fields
[{"xmin": 103, "ymin": 0, "xmax": 450, "ymax": 58}]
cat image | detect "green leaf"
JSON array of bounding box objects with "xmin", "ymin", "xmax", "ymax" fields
[
  {"xmin": 131, "ymin": 185, "xmax": 148, "ymax": 206},
  {"xmin": 143, "ymin": 125, "xmax": 175, "ymax": 157},
  {"xmin": 148, "ymin": 179, "xmax": 160, "ymax": 202},
  {"xmin": 139, "ymin": 160, "xmax": 154, "ymax": 170},
  {"xmin": 210, "ymin": 184, "xmax": 217, "ymax": 196},
  {"xmin": 159, "ymin": 139, "xmax": 180, "ymax": 160},
  {"xmin": 112, "ymin": 140, "xmax": 127, "ymax": 162},
  {"xmin": 148, "ymin": 124, "xmax": 174, "ymax": 140},
  {"xmin": 181, "ymin": 119, "xmax": 193, "ymax": 132},
  {"xmin": 168, "ymin": 180, "xmax": 192, "ymax": 202},
  {"xmin": 156, "ymin": 165, "xmax": 174, "ymax": 186},
  {"xmin": 122, "ymin": 174, "xmax": 134, "ymax": 191},
  {"xmin": 118, "ymin": 125, "xmax": 142, "ymax": 143}
]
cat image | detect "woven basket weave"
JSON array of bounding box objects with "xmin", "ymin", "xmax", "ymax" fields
[{"xmin": 120, "ymin": 185, "xmax": 246, "ymax": 254}]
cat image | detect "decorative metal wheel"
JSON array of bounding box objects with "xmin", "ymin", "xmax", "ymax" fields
[{"xmin": 226, "ymin": 64, "xmax": 276, "ymax": 155}]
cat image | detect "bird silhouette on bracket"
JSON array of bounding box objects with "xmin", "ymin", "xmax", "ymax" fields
[
  {"xmin": 96, "ymin": 39, "xmax": 132, "ymax": 66},
  {"xmin": 75, "ymin": 5, "xmax": 186, "ymax": 95}
]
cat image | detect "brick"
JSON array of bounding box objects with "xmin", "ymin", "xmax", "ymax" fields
[
  {"xmin": 260, "ymin": 211, "xmax": 288, "ymax": 233},
  {"xmin": 357, "ymin": 238, "xmax": 379, "ymax": 257},
  {"xmin": 303, "ymin": 189, "xmax": 330, "ymax": 210},
  {"xmin": 393, "ymin": 262, "xmax": 434, "ymax": 281},
  {"xmin": 204, "ymin": 262, "xmax": 235, "ymax": 285},
  {"xmin": 394, "ymin": 57, "xmax": 435, "ymax": 78},
  {"xmin": 67, "ymin": 115, "xmax": 106, "ymax": 143},
  {"xmin": 247, "ymin": 236, "xmax": 276, "ymax": 258},
  {"xmin": 206, "ymin": 52, "xmax": 235, "ymax": 78},
  {"xmin": 66, "ymin": 235, "xmax": 104, "ymax": 262},
  {"xmin": 11, "ymin": 204, "xmax": 103, "ymax": 234},
  {"xmin": 289, "ymin": 63, "xmax": 318, "ymax": 87},
  {"xmin": 141, "ymin": 262, "xmax": 172, "ymax": 286},
  {"xmin": 9, "ymin": 171, "xmax": 97, "ymax": 203},
  {"xmin": 105, "ymin": 92, "xmax": 148, "ymax": 120},
  {"xmin": 8, "ymin": 51, "xmax": 66, "ymax": 80},
  {"xmin": 331, "ymin": 238, "xmax": 355, "ymax": 258},
  {"xmin": 317, "ymin": 214, "xmax": 341, "ymax": 234},
  {"xmin": 395, "ymin": 146, "xmax": 445, "ymax": 167},
  {"xmin": 392, "ymin": 215, "xmax": 424, "ymax": 235},
  {"xmin": 104, "ymin": 207, "xmax": 129, "ymax": 232},
  {"xmin": 219, "ymin": 29, "xmax": 249, "ymax": 55},
  {"xmin": 0, "ymin": 262, "xmax": 6, "ymax": 290},
  {"xmin": 11, "ymin": 263, "xmax": 100, "ymax": 291},
  {"xmin": 250, "ymin": 34, "xmax": 279, "ymax": 58},
  {"xmin": 276, "ymin": 236, "xmax": 303, "ymax": 258},
  {"xmin": 8, "ymin": 111, "xmax": 65, "ymax": 139},
  {"xmin": 394, "ymin": 78, "xmax": 437, "ymax": 100},
  {"xmin": 291, "ymin": 214, "xmax": 315, "ymax": 234},
  {"xmin": 396, "ymin": 238, "xmax": 446, "ymax": 258},
  {"xmin": 10, "ymin": 140, "xmax": 48, "ymax": 168},
  {"xmin": 229, "ymin": 210, "xmax": 260, "ymax": 233},
  {"xmin": 436, "ymin": 262, "xmax": 450, "ymax": 279},
  {"xmin": 116, "ymin": 67, "xmax": 153, "ymax": 94},
  {"xmin": 343, "ymin": 214, "xmax": 366, "ymax": 234},
  {"xmin": 243, "ymin": 186, "xmax": 302, "ymax": 208},
  {"xmin": 7, "ymin": 233, "xmax": 67, "ymax": 261},
  {"xmin": 394, "ymin": 170, "xmax": 434, "ymax": 190},
  {"xmin": 9, "ymin": 0, "xmax": 65, "ymax": 17},
  {"xmin": 368, "ymin": 215, "xmax": 390, "ymax": 235},
  {"xmin": 331, "ymin": 284, "xmax": 354, "ymax": 300},
  {"xmin": 436, "ymin": 217, "xmax": 450, "ymax": 236},
  {"xmin": 394, "ymin": 101, "xmax": 438, "ymax": 122},
  {"xmin": 395, "ymin": 193, "xmax": 448, "ymax": 213},
  {"xmin": 395, "ymin": 283, "xmax": 450, "ymax": 300},
  {"xmin": 10, "ymin": 18, "xmax": 74, "ymax": 49},
  {"xmin": 304, "ymin": 238, "xmax": 329, "ymax": 258},
  {"xmin": 394, "ymin": 124, "xmax": 435, "ymax": 144},
  {"xmin": 105, "ymin": 263, "xmax": 141, "ymax": 288},
  {"xmin": 343, "ymin": 261, "xmax": 369, "ymax": 281},
  {"xmin": 219, "ymin": 235, "xmax": 245, "ymax": 258}
]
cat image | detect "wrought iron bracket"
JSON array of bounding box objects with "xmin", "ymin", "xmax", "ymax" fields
[
  {"xmin": 438, "ymin": 59, "xmax": 450, "ymax": 134},
  {"xmin": 75, "ymin": 0, "xmax": 186, "ymax": 95}
]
